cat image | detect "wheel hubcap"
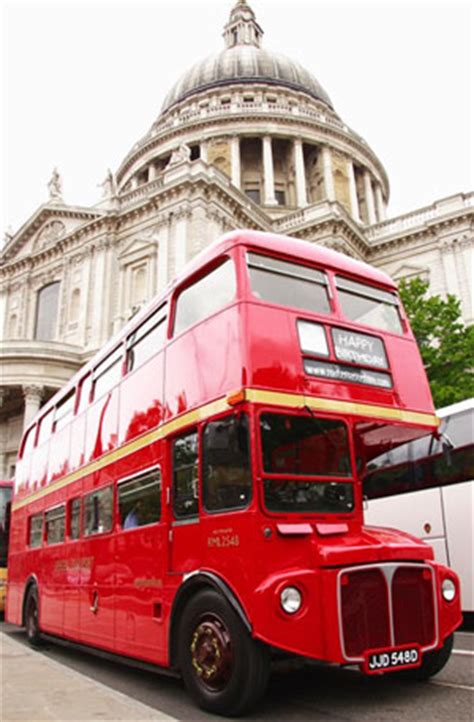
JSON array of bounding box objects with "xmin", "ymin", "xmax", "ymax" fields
[{"xmin": 190, "ymin": 615, "xmax": 233, "ymax": 690}]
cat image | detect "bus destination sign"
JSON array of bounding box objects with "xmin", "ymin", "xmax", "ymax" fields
[
  {"xmin": 332, "ymin": 328, "xmax": 388, "ymax": 369},
  {"xmin": 304, "ymin": 358, "xmax": 392, "ymax": 389}
]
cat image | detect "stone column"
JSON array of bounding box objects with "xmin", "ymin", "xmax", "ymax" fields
[
  {"xmin": 441, "ymin": 241, "xmax": 462, "ymax": 298},
  {"xmin": 374, "ymin": 183, "xmax": 386, "ymax": 221},
  {"xmin": 347, "ymin": 160, "xmax": 360, "ymax": 222},
  {"xmin": 0, "ymin": 286, "xmax": 7, "ymax": 342},
  {"xmin": 230, "ymin": 136, "xmax": 241, "ymax": 188},
  {"xmin": 89, "ymin": 242, "xmax": 108, "ymax": 348},
  {"xmin": 262, "ymin": 136, "xmax": 277, "ymax": 205},
  {"xmin": 22, "ymin": 385, "xmax": 44, "ymax": 430},
  {"xmin": 148, "ymin": 164, "xmax": 157, "ymax": 181},
  {"xmin": 200, "ymin": 141, "xmax": 209, "ymax": 163},
  {"xmin": 322, "ymin": 146, "xmax": 335, "ymax": 201},
  {"xmin": 294, "ymin": 139, "xmax": 308, "ymax": 208},
  {"xmin": 174, "ymin": 213, "xmax": 189, "ymax": 275},
  {"xmin": 156, "ymin": 224, "xmax": 169, "ymax": 294},
  {"xmin": 363, "ymin": 170, "xmax": 377, "ymax": 224}
]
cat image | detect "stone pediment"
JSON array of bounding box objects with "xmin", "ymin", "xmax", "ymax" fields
[
  {"xmin": 392, "ymin": 263, "xmax": 429, "ymax": 282},
  {"xmin": 1, "ymin": 203, "xmax": 104, "ymax": 263},
  {"xmin": 118, "ymin": 236, "xmax": 156, "ymax": 263}
]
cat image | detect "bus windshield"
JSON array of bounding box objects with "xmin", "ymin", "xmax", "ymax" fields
[
  {"xmin": 260, "ymin": 413, "xmax": 354, "ymax": 514},
  {"xmin": 0, "ymin": 485, "xmax": 12, "ymax": 567}
]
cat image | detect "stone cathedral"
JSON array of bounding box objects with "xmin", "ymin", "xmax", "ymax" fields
[{"xmin": 0, "ymin": 0, "xmax": 472, "ymax": 477}]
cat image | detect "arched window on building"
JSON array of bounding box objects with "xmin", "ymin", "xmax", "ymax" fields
[{"xmin": 35, "ymin": 282, "xmax": 60, "ymax": 341}]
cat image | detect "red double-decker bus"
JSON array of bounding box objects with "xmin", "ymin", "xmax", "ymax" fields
[
  {"xmin": 0, "ymin": 480, "xmax": 13, "ymax": 614},
  {"xmin": 6, "ymin": 231, "xmax": 461, "ymax": 715}
]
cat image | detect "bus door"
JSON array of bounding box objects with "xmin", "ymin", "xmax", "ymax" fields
[
  {"xmin": 79, "ymin": 481, "xmax": 115, "ymax": 650},
  {"xmin": 169, "ymin": 430, "xmax": 202, "ymax": 573},
  {"xmin": 114, "ymin": 466, "xmax": 166, "ymax": 663}
]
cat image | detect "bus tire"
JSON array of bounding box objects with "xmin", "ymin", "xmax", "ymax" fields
[
  {"xmin": 395, "ymin": 634, "xmax": 454, "ymax": 681},
  {"xmin": 24, "ymin": 586, "xmax": 42, "ymax": 648},
  {"xmin": 178, "ymin": 588, "xmax": 270, "ymax": 716}
]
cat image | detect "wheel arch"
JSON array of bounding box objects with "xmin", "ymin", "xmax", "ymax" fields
[
  {"xmin": 21, "ymin": 574, "xmax": 40, "ymax": 627},
  {"xmin": 168, "ymin": 571, "xmax": 252, "ymax": 668}
]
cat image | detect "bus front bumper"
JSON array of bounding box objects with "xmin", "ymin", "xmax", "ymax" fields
[{"xmin": 251, "ymin": 561, "xmax": 462, "ymax": 668}]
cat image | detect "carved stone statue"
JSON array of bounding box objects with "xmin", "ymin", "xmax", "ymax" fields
[
  {"xmin": 4, "ymin": 226, "xmax": 14, "ymax": 245},
  {"xmin": 47, "ymin": 168, "xmax": 63, "ymax": 202},
  {"xmin": 99, "ymin": 168, "xmax": 117, "ymax": 198},
  {"xmin": 168, "ymin": 143, "xmax": 192, "ymax": 167}
]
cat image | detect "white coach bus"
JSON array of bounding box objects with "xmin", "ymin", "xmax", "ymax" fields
[{"xmin": 364, "ymin": 398, "xmax": 473, "ymax": 614}]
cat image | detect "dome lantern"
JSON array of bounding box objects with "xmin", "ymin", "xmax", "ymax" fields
[{"xmin": 223, "ymin": 0, "xmax": 263, "ymax": 49}]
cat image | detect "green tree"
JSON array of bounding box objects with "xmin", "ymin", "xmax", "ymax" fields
[{"xmin": 398, "ymin": 277, "xmax": 474, "ymax": 407}]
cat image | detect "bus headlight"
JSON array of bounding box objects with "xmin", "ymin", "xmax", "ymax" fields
[
  {"xmin": 280, "ymin": 586, "xmax": 302, "ymax": 614},
  {"xmin": 442, "ymin": 578, "xmax": 456, "ymax": 602}
]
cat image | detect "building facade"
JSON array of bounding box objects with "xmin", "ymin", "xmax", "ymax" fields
[{"xmin": 1, "ymin": 0, "xmax": 472, "ymax": 478}]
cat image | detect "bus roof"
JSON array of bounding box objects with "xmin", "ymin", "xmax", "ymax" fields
[
  {"xmin": 173, "ymin": 230, "xmax": 398, "ymax": 293},
  {"xmin": 23, "ymin": 230, "xmax": 399, "ymax": 431}
]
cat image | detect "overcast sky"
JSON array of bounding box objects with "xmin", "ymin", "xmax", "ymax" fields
[{"xmin": 2, "ymin": 0, "xmax": 472, "ymax": 235}]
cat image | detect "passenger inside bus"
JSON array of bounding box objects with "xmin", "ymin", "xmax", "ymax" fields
[{"xmin": 123, "ymin": 499, "xmax": 144, "ymax": 529}]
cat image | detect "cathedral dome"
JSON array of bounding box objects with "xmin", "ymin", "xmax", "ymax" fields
[
  {"xmin": 161, "ymin": 45, "xmax": 333, "ymax": 113},
  {"xmin": 161, "ymin": 0, "xmax": 333, "ymax": 113}
]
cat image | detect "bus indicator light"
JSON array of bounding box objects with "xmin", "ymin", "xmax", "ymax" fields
[{"xmin": 226, "ymin": 389, "xmax": 246, "ymax": 406}]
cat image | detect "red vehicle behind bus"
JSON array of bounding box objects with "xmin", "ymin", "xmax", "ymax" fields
[
  {"xmin": 6, "ymin": 231, "xmax": 461, "ymax": 715},
  {"xmin": 0, "ymin": 480, "xmax": 13, "ymax": 613}
]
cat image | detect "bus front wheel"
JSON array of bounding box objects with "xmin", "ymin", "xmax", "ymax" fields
[
  {"xmin": 178, "ymin": 588, "xmax": 270, "ymax": 715},
  {"xmin": 24, "ymin": 586, "xmax": 42, "ymax": 647}
]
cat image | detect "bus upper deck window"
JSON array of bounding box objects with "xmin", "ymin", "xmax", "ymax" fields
[
  {"xmin": 92, "ymin": 347, "xmax": 123, "ymax": 400},
  {"xmin": 173, "ymin": 259, "xmax": 236, "ymax": 336},
  {"xmin": 54, "ymin": 390, "xmax": 75, "ymax": 432},
  {"xmin": 127, "ymin": 304, "xmax": 167, "ymax": 372},
  {"xmin": 336, "ymin": 277, "xmax": 403, "ymax": 334},
  {"xmin": 20, "ymin": 425, "xmax": 37, "ymax": 459},
  {"xmin": 77, "ymin": 374, "xmax": 92, "ymax": 415},
  {"xmin": 37, "ymin": 409, "xmax": 54, "ymax": 447},
  {"xmin": 247, "ymin": 253, "xmax": 331, "ymax": 315}
]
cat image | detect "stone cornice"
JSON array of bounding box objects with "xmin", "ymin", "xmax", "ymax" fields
[
  {"xmin": 0, "ymin": 164, "xmax": 271, "ymax": 279},
  {"xmin": 0, "ymin": 339, "xmax": 86, "ymax": 365},
  {"xmin": 1, "ymin": 204, "xmax": 105, "ymax": 264},
  {"xmin": 116, "ymin": 91, "xmax": 389, "ymax": 194},
  {"xmin": 366, "ymin": 194, "xmax": 474, "ymax": 259},
  {"xmin": 272, "ymin": 199, "xmax": 369, "ymax": 255},
  {"xmin": 0, "ymin": 215, "xmax": 119, "ymax": 279},
  {"xmin": 366, "ymin": 193, "xmax": 474, "ymax": 243}
]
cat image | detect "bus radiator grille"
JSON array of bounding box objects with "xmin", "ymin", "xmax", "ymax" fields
[
  {"xmin": 340, "ymin": 568, "xmax": 391, "ymax": 658},
  {"xmin": 391, "ymin": 567, "xmax": 435, "ymax": 647},
  {"xmin": 340, "ymin": 565, "xmax": 436, "ymax": 659}
]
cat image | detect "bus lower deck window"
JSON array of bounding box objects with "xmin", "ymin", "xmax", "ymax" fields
[
  {"xmin": 83, "ymin": 487, "xmax": 113, "ymax": 536},
  {"xmin": 118, "ymin": 469, "xmax": 162, "ymax": 529}
]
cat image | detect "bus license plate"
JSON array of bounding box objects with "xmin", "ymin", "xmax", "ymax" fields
[{"xmin": 363, "ymin": 646, "xmax": 421, "ymax": 674}]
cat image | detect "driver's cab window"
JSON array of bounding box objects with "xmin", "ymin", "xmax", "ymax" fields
[{"xmin": 173, "ymin": 430, "xmax": 199, "ymax": 519}]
